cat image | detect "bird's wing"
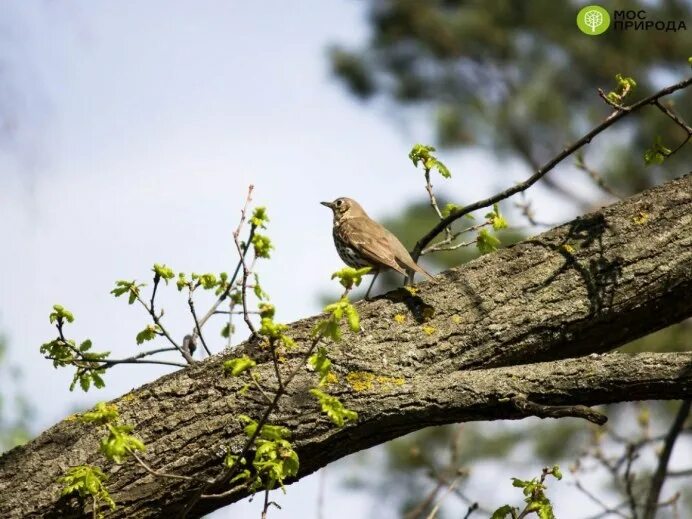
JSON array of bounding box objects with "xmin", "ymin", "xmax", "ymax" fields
[
  {"xmin": 339, "ymin": 218, "xmax": 407, "ymax": 275},
  {"xmin": 382, "ymin": 228, "xmax": 435, "ymax": 281}
]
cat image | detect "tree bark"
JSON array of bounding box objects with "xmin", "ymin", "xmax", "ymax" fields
[{"xmin": 1, "ymin": 173, "xmax": 690, "ymax": 518}]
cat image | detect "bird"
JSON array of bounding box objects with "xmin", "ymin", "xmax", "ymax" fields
[{"xmin": 321, "ymin": 197, "xmax": 434, "ymax": 298}]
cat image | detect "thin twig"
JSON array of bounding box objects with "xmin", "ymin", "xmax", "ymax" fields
[
  {"xmin": 412, "ymin": 76, "xmax": 692, "ymax": 260},
  {"xmin": 136, "ymin": 279, "xmax": 192, "ymax": 364},
  {"xmin": 624, "ymin": 444, "xmax": 639, "ymax": 519},
  {"xmin": 131, "ymin": 451, "xmax": 211, "ymax": 484},
  {"xmin": 233, "ymin": 230, "xmax": 256, "ymax": 335},
  {"xmin": 573, "ymin": 479, "xmax": 628, "ymax": 519},
  {"xmin": 642, "ymin": 400, "xmax": 692, "ymax": 519},
  {"xmin": 193, "ymin": 185, "xmax": 255, "ymax": 333},
  {"xmin": 575, "ymin": 153, "xmax": 622, "ymax": 199},
  {"xmin": 188, "ymin": 294, "xmax": 212, "ymax": 356},
  {"xmin": 425, "ymin": 477, "xmax": 460, "ymax": 519}
]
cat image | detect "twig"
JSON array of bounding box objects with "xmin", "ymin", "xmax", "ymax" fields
[
  {"xmin": 642, "ymin": 400, "xmax": 691, "ymax": 519},
  {"xmin": 462, "ymin": 503, "xmax": 478, "ymax": 519},
  {"xmin": 624, "ymin": 444, "xmax": 639, "ymax": 519},
  {"xmin": 425, "ymin": 477, "xmax": 460, "ymax": 519},
  {"xmin": 193, "ymin": 186, "xmax": 255, "ymax": 333},
  {"xmin": 412, "ymin": 76, "xmax": 692, "ymax": 260},
  {"xmin": 188, "ymin": 295, "xmax": 212, "ymax": 356},
  {"xmin": 573, "ymin": 479, "xmax": 628, "ymax": 519},
  {"xmin": 575, "ymin": 152, "xmax": 622, "ymax": 199},
  {"xmin": 260, "ymin": 489, "xmax": 281, "ymax": 519},
  {"xmin": 404, "ymin": 483, "xmax": 442, "ymax": 519},
  {"xmin": 233, "ymin": 230, "xmax": 256, "ymax": 335},
  {"xmin": 423, "ymin": 168, "xmax": 452, "ymax": 243},
  {"xmin": 135, "ymin": 279, "xmax": 193, "ymax": 364},
  {"xmin": 131, "ymin": 451, "xmax": 211, "ymax": 484},
  {"xmin": 667, "ymin": 468, "xmax": 692, "ymax": 478}
]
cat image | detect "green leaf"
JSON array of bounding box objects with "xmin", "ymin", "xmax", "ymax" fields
[
  {"xmin": 49, "ymin": 304, "xmax": 75, "ymax": 324},
  {"xmin": 441, "ymin": 202, "xmax": 460, "ymax": 218},
  {"xmin": 643, "ymin": 136, "xmax": 671, "ymax": 166},
  {"xmin": 100, "ymin": 423, "xmax": 145, "ymax": 464},
  {"xmin": 111, "ymin": 280, "xmax": 144, "ymax": 305},
  {"xmin": 308, "ymin": 347, "xmax": 332, "ymax": 385},
  {"xmin": 312, "ymin": 318, "xmax": 341, "ymax": 342},
  {"xmin": 606, "ymin": 73, "xmax": 637, "ymax": 104},
  {"xmin": 511, "ymin": 477, "xmax": 529, "ymax": 488},
  {"xmin": 135, "ymin": 324, "xmax": 160, "ymax": 345},
  {"xmin": 331, "ymin": 266, "xmax": 372, "ymax": 290},
  {"xmin": 250, "ymin": 207, "xmax": 270, "ymax": 229},
  {"xmin": 58, "ymin": 465, "xmax": 116, "ymax": 511},
  {"xmin": 253, "ymin": 273, "xmax": 270, "ymax": 300},
  {"xmin": 196, "ymin": 273, "xmax": 218, "ymax": 290},
  {"xmin": 476, "ymin": 228, "xmax": 501, "ymax": 254},
  {"xmin": 223, "ymin": 355, "xmax": 257, "ymax": 377},
  {"xmin": 152, "ymin": 263, "xmax": 175, "ymax": 283},
  {"xmin": 259, "ymin": 303, "xmax": 275, "ymax": 319},
  {"xmin": 485, "ymin": 203, "xmax": 508, "ymax": 230},
  {"xmin": 408, "ymin": 143, "xmax": 451, "ymax": 177},
  {"xmin": 81, "ymin": 402, "xmax": 119, "ymax": 424},
  {"xmin": 176, "ymin": 272, "xmax": 189, "ymax": 291},
  {"xmin": 221, "ymin": 322, "xmax": 235, "ymax": 338},
  {"xmin": 490, "ymin": 505, "xmax": 516, "ymax": 519},
  {"xmin": 344, "ymin": 303, "xmax": 360, "ymax": 332},
  {"xmin": 310, "ymin": 388, "xmax": 358, "ymax": 427},
  {"xmin": 238, "ymin": 415, "xmax": 291, "ymax": 441},
  {"xmin": 551, "ymin": 465, "xmax": 563, "ymax": 480},
  {"xmin": 252, "ymin": 438, "xmax": 299, "ymax": 490},
  {"xmin": 251, "ymin": 234, "xmax": 273, "ymax": 259}
]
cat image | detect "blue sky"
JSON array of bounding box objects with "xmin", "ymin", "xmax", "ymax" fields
[{"xmin": 0, "ymin": 1, "xmax": 662, "ymax": 517}]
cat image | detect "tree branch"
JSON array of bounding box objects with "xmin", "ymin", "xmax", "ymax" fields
[
  {"xmin": 1, "ymin": 174, "xmax": 691, "ymax": 518},
  {"xmin": 412, "ymin": 76, "xmax": 692, "ymax": 259}
]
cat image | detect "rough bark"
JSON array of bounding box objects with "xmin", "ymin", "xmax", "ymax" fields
[{"xmin": 1, "ymin": 173, "xmax": 690, "ymax": 518}]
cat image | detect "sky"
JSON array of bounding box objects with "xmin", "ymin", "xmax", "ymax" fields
[{"xmin": 1, "ymin": 1, "xmax": 687, "ymax": 518}]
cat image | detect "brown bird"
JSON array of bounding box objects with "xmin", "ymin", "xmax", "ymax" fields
[{"xmin": 321, "ymin": 197, "xmax": 434, "ymax": 298}]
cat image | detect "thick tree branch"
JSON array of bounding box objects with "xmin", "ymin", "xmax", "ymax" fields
[{"xmin": 0, "ymin": 174, "xmax": 690, "ymax": 518}]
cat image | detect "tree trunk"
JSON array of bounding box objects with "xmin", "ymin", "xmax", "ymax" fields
[{"xmin": 1, "ymin": 173, "xmax": 690, "ymax": 518}]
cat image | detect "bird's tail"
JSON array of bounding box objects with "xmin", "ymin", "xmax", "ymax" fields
[
  {"xmin": 403, "ymin": 263, "xmax": 435, "ymax": 283},
  {"xmin": 414, "ymin": 263, "xmax": 436, "ymax": 282}
]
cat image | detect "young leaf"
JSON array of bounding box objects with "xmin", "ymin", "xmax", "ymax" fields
[
  {"xmin": 476, "ymin": 228, "xmax": 501, "ymax": 254},
  {"xmin": 81, "ymin": 402, "xmax": 119, "ymax": 424},
  {"xmin": 135, "ymin": 324, "xmax": 160, "ymax": 345},
  {"xmin": 331, "ymin": 266, "xmax": 372, "ymax": 290},
  {"xmin": 223, "ymin": 355, "xmax": 257, "ymax": 377},
  {"xmin": 250, "ymin": 206, "xmax": 270, "ymax": 229},
  {"xmin": 310, "ymin": 388, "xmax": 358, "ymax": 427},
  {"xmin": 490, "ymin": 505, "xmax": 516, "ymax": 519},
  {"xmin": 58, "ymin": 465, "xmax": 116, "ymax": 512},
  {"xmin": 50, "ymin": 304, "xmax": 75, "ymax": 324},
  {"xmin": 152, "ymin": 263, "xmax": 175, "ymax": 283},
  {"xmin": 100, "ymin": 423, "xmax": 145, "ymax": 464},
  {"xmin": 251, "ymin": 234, "xmax": 273, "ymax": 259},
  {"xmin": 308, "ymin": 347, "xmax": 332, "ymax": 385}
]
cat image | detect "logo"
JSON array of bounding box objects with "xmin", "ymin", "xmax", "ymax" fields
[{"xmin": 577, "ymin": 5, "xmax": 611, "ymax": 35}]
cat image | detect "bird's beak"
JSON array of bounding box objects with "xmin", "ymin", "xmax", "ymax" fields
[{"xmin": 320, "ymin": 201, "xmax": 334, "ymax": 209}]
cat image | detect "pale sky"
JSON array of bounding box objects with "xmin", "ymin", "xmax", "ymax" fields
[{"xmin": 1, "ymin": 2, "xmax": 680, "ymax": 517}]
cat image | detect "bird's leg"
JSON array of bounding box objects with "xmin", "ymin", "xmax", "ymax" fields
[{"xmin": 364, "ymin": 271, "xmax": 380, "ymax": 300}]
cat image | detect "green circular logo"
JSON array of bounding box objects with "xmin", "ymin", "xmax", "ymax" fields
[{"xmin": 577, "ymin": 5, "xmax": 611, "ymax": 35}]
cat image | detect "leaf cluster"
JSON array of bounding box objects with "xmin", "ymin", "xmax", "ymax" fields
[{"xmin": 408, "ymin": 144, "xmax": 451, "ymax": 178}]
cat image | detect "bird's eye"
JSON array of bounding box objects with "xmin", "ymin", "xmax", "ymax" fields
[{"xmin": 336, "ymin": 200, "xmax": 343, "ymax": 206}]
